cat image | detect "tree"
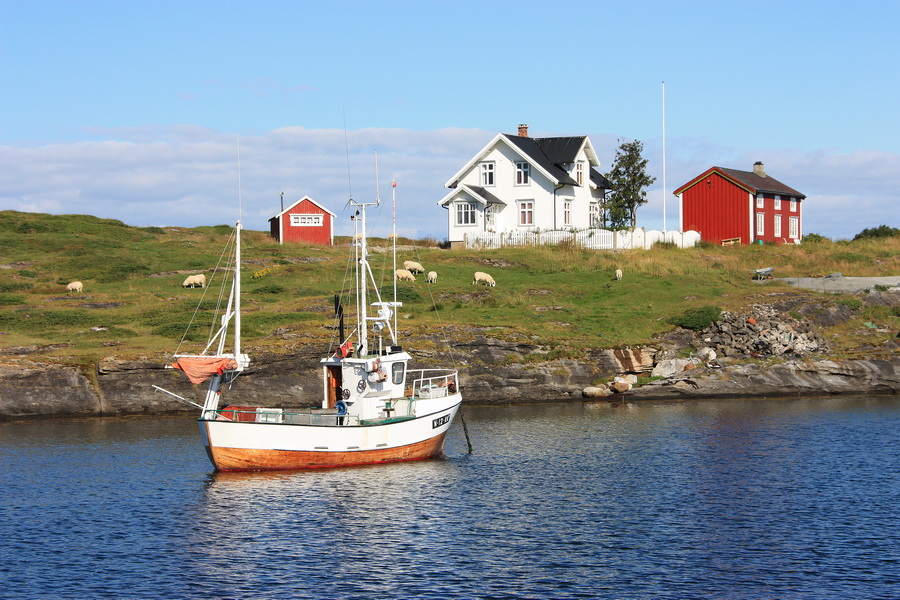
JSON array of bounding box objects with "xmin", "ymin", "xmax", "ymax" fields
[
  {"xmin": 604, "ymin": 139, "xmax": 656, "ymax": 229},
  {"xmin": 853, "ymin": 225, "xmax": 900, "ymax": 240}
]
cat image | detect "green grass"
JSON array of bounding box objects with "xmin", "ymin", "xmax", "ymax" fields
[{"xmin": 0, "ymin": 210, "xmax": 898, "ymax": 363}]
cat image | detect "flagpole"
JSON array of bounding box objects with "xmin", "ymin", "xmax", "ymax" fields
[{"xmin": 662, "ymin": 80, "xmax": 667, "ymax": 233}]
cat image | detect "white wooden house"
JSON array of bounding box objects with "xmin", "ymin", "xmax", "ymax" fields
[{"xmin": 438, "ymin": 124, "xmax": 611, "ymax": 248}]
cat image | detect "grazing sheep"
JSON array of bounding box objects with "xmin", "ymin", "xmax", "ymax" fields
[
  {"xmin": 395, "ymin": 269, "xmax": 416, "ymax": 282},
  {"xmin": 182, "ymin": 274, "xmax": 206, "ymax": 288},
  {"xmin": 473, "ymin": 271, "xmax": 496, "ymax": 287},
  {"xmin": 615, "ymin": 269, "xmax": 622, "ymax": 281},
  {"xmin": 403, "ymin": 260, "xmax": 425, "ymax": 274},
  {"xmin": 426, "ymin": 271, "xmax": 437, "ymax": 284},
  {"xmin": 66, "ymin": 281, "xmax": 83, "ymax": 294}
]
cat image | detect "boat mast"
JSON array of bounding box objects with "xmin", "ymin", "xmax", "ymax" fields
[{"xmin": 234, "ymin": 220, "xmax": 242, "ymax": 359}]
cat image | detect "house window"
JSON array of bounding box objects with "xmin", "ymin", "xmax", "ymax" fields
[
  {"xmin": 515, "ymin": 162, "xmax": 530, "ymax": 185},
  {"xmin": 756, "ymin": 195, "xmax": 765, "ymax": 208},
  {"xmin": 518, "ymin": 201, "xmax": 534, "ymax": 226},
  {"xmin": 455, "ymin": 202, "xmax": 476, "ymax": 226},
  {"xmin": 790, "ymin": 199, "xmax": 797, "ymax": 212},
  {"xmin": 756, "ymin": 212, "xmax": 765, "ymax": 236},
  {"xmin": 774, "ymin": 214, "xmax": 782, "ymax": 238},
  {"xmin": 774, "ymin": 195, "xmax": 781, "ymax": 210},
  {"xmin": 589, "ymin": 203, "xmax": 600, "ymax": 227},
  {"xmin": 789, "ymin": 216, "xmax": 799, "ymax": 238},
  {"xmin": 564, "ymin": 201, "xmax": 572, "ymax": 226},
  {"xmin": 290, "ymin": 214, "xmax": 322, "ymax": 226},
  {"xmin": 576, "ymin": 162, "xmax": 584, "ymax": 186},
  {"xmin": 481, "ymin": 162, "xmax": 495, "ymax": 186}
]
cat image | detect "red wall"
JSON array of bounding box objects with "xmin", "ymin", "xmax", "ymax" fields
[
  {"xmin": 278, "ymin": 199, "xmax": 333, "ymax": 245},
  {"xmin": 681, "ymin": 173, "xmax": 750, "ymax": 244}
]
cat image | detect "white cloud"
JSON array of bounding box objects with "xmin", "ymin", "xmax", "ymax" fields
[{"xmin": 1, "ymin": 127, "xmax": 897, "ymax": 242}]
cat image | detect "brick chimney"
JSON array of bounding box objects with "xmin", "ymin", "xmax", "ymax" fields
[
  {"xmin": 753, "ymin": 161, "xmax": 766, "ymax": 177},
  {"xmin": 517, "ymin": 123, "xmax": 529, "ymax": 137}
]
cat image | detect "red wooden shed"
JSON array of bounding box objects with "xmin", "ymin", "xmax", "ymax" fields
[
  {"xmin": 673, "ymin": 162, "xmax": 806, "ymax": 245},
  {"xmin": 268, "ymin": 196, "xmax": 336, "ymax": 245}
]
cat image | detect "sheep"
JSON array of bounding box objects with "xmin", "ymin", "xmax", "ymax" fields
[
  {"xmin": 395, "ymin": 269, "xmax": 416, "ymax": 282},
  {"xmin": 473, "ymin": 271, "xmax": 496, "ymax": 287},
  {"xmin": 615, "ymin": 269, "xmax": 622, "ymax": 281},
  {"xmin": 426, "ymin": 271, "xmax": 437, "ymax": 284},
  {"xmin": 403, "ymin": 260, "xmax": 425, "ymax": 274},
  {"xmin": 182, "ymin": 274, "xmax": 206, "ymax": 288},
  {"xmin": 66, "ymin": 281, "xmax": 83, "ymax": 294}
]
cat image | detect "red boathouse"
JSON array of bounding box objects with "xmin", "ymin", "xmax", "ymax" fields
[
  {"xmin": 268, "ymin": 196, "xmax": 336, "ymax": 245},
  {"xmin": 674, "ymin": 162, "xmax": 806, "ymax": 245}
]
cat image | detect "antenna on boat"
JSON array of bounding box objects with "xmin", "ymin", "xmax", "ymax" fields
[
  {"xmin": 662, "ymin": 80, "xmax": 667, "ymax": 233},
  {"xmin": 391, "ymin": 180, "xmax": 398, "ymax": 341},
  {"xmin": 237, "ymin": 137, "xmax": 243, "ymax": 222},
  {"xmin": 343, "ymin": 109, "xmax": 353, "ymax": 210}
]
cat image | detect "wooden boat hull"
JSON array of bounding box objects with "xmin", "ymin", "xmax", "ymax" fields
[{"xmin": 198, "ymin": 396, "xmax": 461, "ymax": 471}]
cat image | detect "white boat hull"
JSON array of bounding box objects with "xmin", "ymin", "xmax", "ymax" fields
[{"xmin": 198, "ymin": 394, "xmax": 461, "ymax": 471}]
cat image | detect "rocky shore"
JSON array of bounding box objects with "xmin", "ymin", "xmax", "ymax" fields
[{"xmin": 1, "ymin": 294, "xmax": 897, "ymax": 420}]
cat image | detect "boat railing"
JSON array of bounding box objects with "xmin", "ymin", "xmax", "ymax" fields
[
  {"xmin": 408, "ymin": 369, "xmax": 459, "ymax": 400},
  {"xmin": 209, "ymin": 406, "xmax": 360, "ymax": 426}
]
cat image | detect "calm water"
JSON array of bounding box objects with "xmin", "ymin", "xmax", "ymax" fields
[{"xmin": 2, "ymin": 397, "xmax": 899, "ymax": 599}]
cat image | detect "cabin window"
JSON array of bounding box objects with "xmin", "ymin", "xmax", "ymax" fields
[
  {"xmin": 756, "ymin": 195, "xmax": 765, "ymax": 208},
  {"xmin": 518, "ymin": 201, "xmax": 534, "ymax": 226},
  {"xmin": 576, "ymin": 162, "xmax": 584, "ymax": 186},
  {"xmin": 789, "ymin": 216, "xmax": 799, "ymax": 238},
  {"xmin": 756, "ymin": 212, "xmax": 765, "ymax": 236},
  {"xmin": 774, "ymin": 195, "xmax": 781, "ymax": 210},
  {"xmin": 481, "ymin": 162, "xmax": 495, "ymax": 186},
  {"xmin": 290, "ymin": 214, "xmax": 322, "ymax": 226},
  {"xmin": 391, "ymin": 361, "xmax": 405, "ymax": 385},
  {"xmin": 774, "ymin": 214, "xmax": 782, "ymax": 237},
  {"xmin": 564, "ymin": 201, "xmax": 572, "ymax": 226},
  {"xmin": 456, "ymin": 202, "xmax": 476, "ymax": 226},
  {"xmin": 515, "ymin": 162, "xmax": 530, "ymax": 185}
]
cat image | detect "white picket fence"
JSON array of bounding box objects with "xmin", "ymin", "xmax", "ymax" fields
[{"xmin": 464, "ymin": 228, "xmax": 701, "ymax": 250}]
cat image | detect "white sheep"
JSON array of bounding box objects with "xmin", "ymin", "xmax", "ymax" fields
[
  {"xmin": 426, "ymin": 271, "xmax": 437, "ymax": 284},
  {"xmin": 473, "ymin": 271, "xmax": 496, "ymax": 287},
  {"xmin": 66, "ymin": 281, "xmax": 83, "ymax": 294},
  {"xmin": 395, "ymin": 269, "xmax": 416, "ymax": 282},
  {"xmin": 403, "ymin": 260, "xmax": 425, "ymax": 274},
  {"xmin": 615, "ymin": 269, "xmax": 622, "ymax": 281},
  {"xmin": 182, "ymin": 274, "xmax": 206, "ymax": 288}
]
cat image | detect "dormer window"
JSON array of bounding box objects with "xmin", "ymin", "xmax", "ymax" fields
[
  {"xmin": 480, "ymin": 162, "xmax": 495, "ymax": 186},
  {"xmin": 515, "ymin": 162, "xmax": 530, "ymax": 185}
]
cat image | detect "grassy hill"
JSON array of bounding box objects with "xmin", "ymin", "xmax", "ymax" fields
[{"xmin": 1, "ymin": 210, "xmax": 897, "ymax": 367}]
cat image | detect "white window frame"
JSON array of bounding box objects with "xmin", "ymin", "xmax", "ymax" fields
[
  {"xmin": 756, "ymin": 195, "xmax": 765, "ymax": 208},
  {"xmin": 480, "ymin": 162, "xmax": 495, "ymax": 187},
  {"xmin": 290, "ymin": 214, "xmax": 323, "ymax": 227},
  {"xmin": 790, "ymin": 199, "xmax": 797, "ymax": 212},
  {"xmin": 518, "ymin": 201, "xmax": 534, "ymax": 226},
  {"xmin": 563, "ymin": 201, "xmax": 572, "ymax": 226},
  {"xmin": 576, "ymin": 162, "xmax": 584, "ymax": 186},
  {"xmin": 756, "ymin": 212, "xmax": 765, "ymax": 236},
  {"xmin": 515, "ymin": 162, "xmax": 530, "ymax": 185},
  {"xmin": 774, "ymin": 195, "xmax": 781, "ymax": 210},
  {"xmin": 455, "ymin": 202, "xmax": 476, "ymax": 226},
  {"xmin": 774, "ymin": 214, "xmax": 782, "ymax": 238},
  {"xmin": 789, "ymin": 216, "xmax": 799, "ymax": 238}
]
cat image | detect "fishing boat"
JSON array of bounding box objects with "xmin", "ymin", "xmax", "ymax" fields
[{"xmin": 156, "ymin": 193, "xmax": 462, "ymax": 471}]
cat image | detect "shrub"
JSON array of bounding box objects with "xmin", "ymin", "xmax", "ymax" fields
[
  {"xmin": 802, "ymin": 232, "xmax": 830, "ymax": 243},
  {"xmin": 853, "ymin": 225, "xmax": 900, "ymax": 240},
  {"xmin": 668, "ymin": 305, "xmax": 722, "ymax": 331},
  {"xmin": 252, "ymin": 284, "xmax": 285, "ymax": 294}
]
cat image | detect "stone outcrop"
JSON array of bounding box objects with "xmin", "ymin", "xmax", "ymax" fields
[{"xmin": 698, "ymin": 304, "xmax": 829, "ymax": 358}]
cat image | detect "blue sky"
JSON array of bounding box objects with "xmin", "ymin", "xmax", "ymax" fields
[{"xmin": 2, "ymin": 0, "xmax": 898, "ymax": 240}]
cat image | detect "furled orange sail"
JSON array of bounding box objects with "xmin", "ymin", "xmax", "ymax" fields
[{"xmin": 172, "ymin": 357, "xmax": 239, "ymax": 384}]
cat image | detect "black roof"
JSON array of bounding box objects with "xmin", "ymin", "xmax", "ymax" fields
[{"xmin": 503, "ymin": 134, "xmax": 582, "ymax": 186}]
